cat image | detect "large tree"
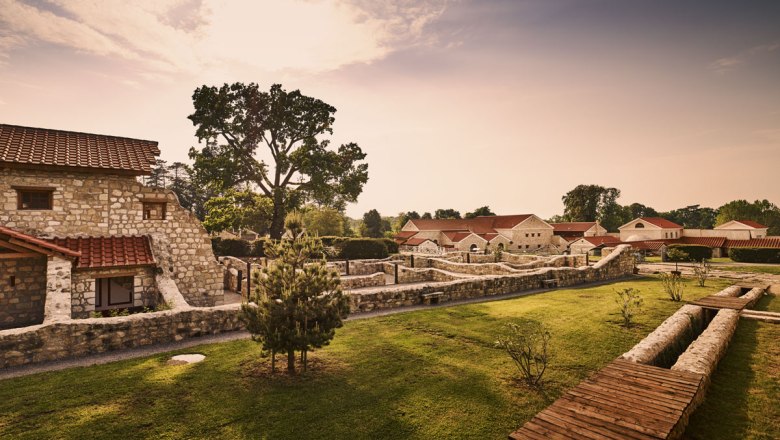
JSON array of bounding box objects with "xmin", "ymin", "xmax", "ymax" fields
[
  {"xmin": 360, "ymin": 209, "xmax": 385, "ymax": 238},
  {"xmin": 434, "ymin": 208, "xmax": 461, "ymax": 219},
  {"xmin": 561, "ymin": 184, "xmax": 624, "ymax": 231},
  {"xmin": 202, "ymin": 189, "xmax": 274, "ymax": 234},
  {"xmin": 302, "ymin": 207, "xmax": 345, "ymax": 236},
  {"xmin": 465, "ymin": 206, "xmax": 496, "ymax": 218},
  {"xmin": 716, "ymin": 199, "xmax": 780, "ymax": 235},
  {"xmin": 188, "ymin": 83, "xmax": 368, "ymax": 239},
  {"xmin": 661, "ymin": 205, "xmax": 717, "ymax": 229}
]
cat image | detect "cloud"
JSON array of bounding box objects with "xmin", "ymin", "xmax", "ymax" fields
[
  {"xmin": 710, "ymin": 42, "xmax": 780, "ymax": 73},
  {"xmin": 0, "ymin": 0, "xmax": 451, "ymax": 80}
]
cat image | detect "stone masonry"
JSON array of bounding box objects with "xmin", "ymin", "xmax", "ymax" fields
[
  {"xmin": 0, "ymin": 256, "xmax": 47, "ymax": 329},
  {"xmin": 0, "ymin": 168, "xmax": 223, "ymax": 306}
]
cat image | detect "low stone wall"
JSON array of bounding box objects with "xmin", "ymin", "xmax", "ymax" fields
[
  {"xmin": 326, "ymin": 259, "xmax": 390, "ymax": 276},
  {"xmin": 0, "ymin": 305, "xmax": 242, "ymax": 369},
  {"xmin": 620, "ymin": 304, "xmax": 706, "ymax": 367},
  {"xmin": 428, "ymin": 259, "xmax": 518, "ymax": 275},
  {"xmin": 395, "ymin": 266, "xmax": 468, "ymax": 284},
  {"xmin": 672, "ymin": 309, "xmax": 739, "ymax": 381},
  {"xmin": 348, "ymin": 245, "xmax": 635, "ymax": 312},
  {"xmin": 341, "ymin": 272, "xmax": 386, "ymax": 290}
]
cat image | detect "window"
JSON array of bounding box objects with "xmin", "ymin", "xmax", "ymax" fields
[
  {"xmin": 635, "ymin": 223, "xmax": 645, "ymax": 228},
  {"xmin": 16, "ymin": 188, "xmax": 53, "ymax": 210},
  {"xmin": 95, "ymin": 276, "xmax": 134, "ymax": 310},
  {"xmin": 525, "ymin": 233, "xmax": 529, "ymax": 237},
  {"xmin": 143, "ymin": 202, "xmax": 167, "ymax": 220}
]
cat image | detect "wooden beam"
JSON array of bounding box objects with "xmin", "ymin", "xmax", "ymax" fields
[
  {"xmin": 7, "ymin": 238, "xmax": 54, "ymax": 256},
  {"xmin": 0, "ymin": 252, "xmax": 40, "ymax": 259},
  {"xmin": 0, "ymin": 240, "xmax": 44, "ymax": 254}
]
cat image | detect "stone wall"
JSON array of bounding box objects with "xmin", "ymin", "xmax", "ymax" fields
[
  {"xmin": 70, "ymin": 267, "xmax": 158, "ymax": 318},
  {"xmin": 0, "ymin": 168, "xmax": 223, "ymax": 306},
  {"xmin": 394, "ymin": 266, "xmax": 468, "ymax": 284},
  {"xmin": 348, "ymin": 245, "xmax": 635, "ymax": 312},
  {"xmin": 620, "ymin": 304, "xmax": 706, "ymax": 367},
  {"xmin": 0, "ymin": 256, "xmax": 47, "ymax": 329},
  {"xmin": 0, "ymin": 305, "xmax": 242, "ymax": 369},
  {"xmin": 341, "ymin": 272, "xmax": 386, "ymax": 290}
]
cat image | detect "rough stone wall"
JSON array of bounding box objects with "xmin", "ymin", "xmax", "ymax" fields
[
  {"xmin": 341, "ymin": 272, "xmax": 386, "ymax": 289},
  {"xmin": 0, "ymin": 305, "xmax": 242, "ymax": 369},
  {"xmin": 70, "ymin": 267, "xmax": 158, "ymax": 318},
  {"xmin": 0, "ymin": 257, "xmax": 47, "ymax": 329},
  {"xmin": 44, "ymin": 256, "xmax": 72, "ymax": 323},
  {"xmin": 428, "ymin": 259, "xmax": 518, "ymax": 275},
  {"xmin": 0, "ymin": 168, "xmax": 223, "ymax": 306},
  {"xmin": 348, "ymin": 245, "xmax": 636, "ymax": 313},
  {"xmin": 394, "ymin": 266, "xmax": 468, "ymax": 284},
  {"xmin": 620, "ymin": 304, "xmax": 706, "ymax": 367},
  {"xmin": 672, "ymin": 309, "xmax": 739, "ymax": 381}
]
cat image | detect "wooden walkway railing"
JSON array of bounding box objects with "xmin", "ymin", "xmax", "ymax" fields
[{"xmin": 509, "ymin": 358, "xmax": 703, "ymax": 440}]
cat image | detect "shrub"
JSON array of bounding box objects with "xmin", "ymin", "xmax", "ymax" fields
[
  {"xmin": 660, "ymin": 272, "xmax": 685, "ymax": 301},
  {"xmin": 380, "ymin": 238, "xmax": 399, "ymax": 254},
  {"xmin": 211, "ymin": 237, "xmax": 251, "ymax": 257},
  {"xmin": 729, "ymin": 247, "xmax": 780, "ymax": 263},
  {"xmin": 615, "ymin": 288, "xmax": 643, "ymax": 327},
  {"xmin": 249, "ymin": 239, "xmax": 269, "ymax": 257},
  {"xmin": 495, "ymin": 320, "xmax": 551, "ymax": 386},
  {"xmin": 668, "ymin": 244, "xmax": 711, "ymax": 262},
  {"xmin": 692, "ymin": 260, "xmax": 711, "ymax": 287},
  {"xmin": 339, "ymin": 239, "xmax": 389, "ymax": 259}
]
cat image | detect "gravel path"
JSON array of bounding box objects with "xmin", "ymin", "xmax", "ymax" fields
[{"xmin": 0, "ymin": 277, "xmax": 636, "ymax": 381}]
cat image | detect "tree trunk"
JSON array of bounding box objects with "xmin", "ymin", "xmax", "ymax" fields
[
  {"xmin": 269, "ymin": 190, "xmax": 286, "ymax": 239},
  {"xmin": 287, "ymin": 349, "xmax": 296, "ymax": 373}
]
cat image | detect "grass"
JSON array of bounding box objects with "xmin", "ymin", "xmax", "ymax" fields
[
  {"xmin": 685, "ymin": 320, "xmax": 780, "ymax": 439},
  {"xmin": 754, "ymin": 293, "xmax": 780, "ymax": 313},
  {"xmin": 719, "ymin": 265, "xmax": 780, "ymax": 275},
  {"xmin": 643, "ymin": 256, "xmax": 734, "ymax": 264},
  {"xmin": 0, "ymin": 278, "xmax": 734, "ymax": 439}
]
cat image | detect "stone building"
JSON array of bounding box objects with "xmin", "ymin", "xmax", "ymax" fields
[
  {"xmin": 396, "ymin": 215, "xmax": 557, "ymax": 253},
  {"xmin": 0, "ymin": 124, "xmax": 223, "ymax": 329}
]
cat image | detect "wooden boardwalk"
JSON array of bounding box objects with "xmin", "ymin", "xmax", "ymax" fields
[
  {"xmin": 509, "ymin": 358, "xmax": 703, "ymax": 440},
  {"xmin": 689, "ymin": 295, "xmax": 752, "ymax": 311}
]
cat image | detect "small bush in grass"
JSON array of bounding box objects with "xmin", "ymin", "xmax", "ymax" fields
[
  {"xmin": 692, "ymin": 259, "xmax": 711, "ymax": 287},
  {"xmin": 495, "ymin": 320, "xmax": 551, "ymax": 386},
  {"xmin": 660, "ymin": 272, "xmax": 685, "ymax": 301},
  {"xmin": 615, "ymin": 288, "xmax": 643, "ymax": 327}
]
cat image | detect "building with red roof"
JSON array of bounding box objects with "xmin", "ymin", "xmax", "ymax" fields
[{"xmin": 1, "ymin": 124, "xmax": 224, "ymax": 329}]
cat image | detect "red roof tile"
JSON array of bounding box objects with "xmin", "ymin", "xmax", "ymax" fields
[
  {"xmin": 637, "ymin": 217, "xmax": 683, "ymax": 229},
  {"xmin": 730, "ymin": 220, "xmax": 767, "ymax": 229},
  {"xmin": 0, "ymin": 124, "xmax": 160, "ymax": 175},
  {"xmin": 680, "ymin": 236, "xmax": 727, "ymax": 248},
  {"xmin": 408, "ymin": 215, "xmax": 536, "ymax": 235},
  {"xmin": 395, "ymin": 231, "xmax": 418, "ymax": 239},
  {"xmin": 579, "ymin": 236, "xmax": 621, "ymax": 246},
  {"xmin": 47, "ymin": 236, "xmax": 155, "ymax": 269},
  {"xmin": 725, "ymin": 238, "xmax": 780, "ymax": 249},
  {"xmin": 402, "ymin": 238, "xmax": 432, "ymax": 246},
  {"xmin": 0, "ymin": 225, "xmax": 81, "ymax": 257},
  {"xmin": 552, "ymin": 222, "xmax": 598, "ymax": 232}
]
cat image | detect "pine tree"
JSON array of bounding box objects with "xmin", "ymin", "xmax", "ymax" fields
[{"xmin": 240, "ymin": 236, "xmax": 349, "ymax": 373}]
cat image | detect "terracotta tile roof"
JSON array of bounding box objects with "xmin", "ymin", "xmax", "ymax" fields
[
  {"xmin": 408, "ymin": 215, "xmax": 537, "ymax": 235},
  {"xmin": 47, "ymin": 236, "xmax": 155, "ymax": 269},
  {"xmin": 0, "ymin": 124, "xmax": 160, "ymax": 175},
  {"xmin": 725, "ymin": 238, "xmax": 780, "ymax": 249},
  {"xmin": 680, "ymin": 236, "xmax": 727, "ymax": 248},
  {"xmin": 638, "ymin": 217, "xmax": 683, "ymax": 229},
  {"xmin": 395, "ymin": 231, "xmax": 418, "ymax": 239},
  {"xmin": 402, "ymin": 238, "xmax": 431, "ymax": 246},
  {"xmin": 0, "ymin": 225, "xmax": 81, "ymax": 257},
  {"xmin": 728, "ymin": 220, "xmax": 767, "ymax": 229},
  {"xmin": 450, "ymin": 232, "xmax": 475, "ymax": 242},
  {"xmin": 579, "ymin": 236, "xmax": 621, "ymax": 246},
  {"xmin": 552, "ymin": 222, "xmax": 597, "ymax": 232}
]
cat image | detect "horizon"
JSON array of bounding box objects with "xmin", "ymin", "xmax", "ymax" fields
[{"xmin": 1, "ymin": 0, "xmax": 779, "ymax": 218}]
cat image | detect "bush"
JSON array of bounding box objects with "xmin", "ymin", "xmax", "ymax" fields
[
  {"xmin": 339, "ymin": 238, "xmax": 389, "ymax": 259},
  {"xmin": 667, "ymin": 244, "xmax": 711, "ymax": 262},
  {"xmin": 615, "ymin": 288, "xmax": 643, "ymax": 327},
  {"xmin": 660, "ymin": 272, "xmax": 685, "ymax": 301},
  {"xmin": 380, "ymin": 238, "xmax": 399, "ymax": 254},
  {"xmin": 729, "ymin": 247, "xmax": 780, "ymax": 263},
  {"xmin": 495, "ymin": 320, "xmax": 551, "ymax": 386},
  {"xmin": 692, "ymin": 260, "xmax": 711, "ymax": 287},
  {"xmin": 211, "ymin": 237, "xmax": 251, "ymax": 257},
  {"xmin": 249, "ymin": 239, "xmax": 269, "ymax": 257}
]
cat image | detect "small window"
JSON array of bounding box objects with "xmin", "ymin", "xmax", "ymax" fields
[
  {"xmin": 635, "ymin": 223, "xmax": 645, "ymax": 229},
  {"xmin": 95, "ymin": 276, "xmax": 134, "ymax": 310},
  {"xmin": 17, "ymin": 189, "xmax": 53, "ymax": 210},
  {"xmin": 143, "ymin": 202, "xmax": 167, "ymax": 220}
]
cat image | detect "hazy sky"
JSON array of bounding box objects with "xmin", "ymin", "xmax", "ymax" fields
[{"xmin": 1, "ymin": 0, "xmax": 779, "ymax": 218}]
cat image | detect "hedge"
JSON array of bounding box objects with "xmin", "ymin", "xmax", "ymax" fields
[
  {"xmin": 211, "ymin": 237, "xmax": 269, "ymax": 257},
  {"xmin": 667, "ymin": 244, "xmax": 712, "ymax": 262},
  {"xmin": 729, "ymin": 247, "xmax": 780, "ymax": 263},
  {"xmin": 339, "ymin": 238, "xmax": 389, "ymax": 259},
  {"xmin": 380, "ymin": 238, "xmax": 399, "ymax": 254}
]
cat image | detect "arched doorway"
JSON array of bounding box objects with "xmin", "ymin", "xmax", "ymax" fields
[{"xmin": 469, "ymin": 244, "xmax": 478, "ymax": 253}]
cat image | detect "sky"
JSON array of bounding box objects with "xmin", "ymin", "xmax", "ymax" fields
[{"xmin": 1, "ymin": 0, "xmax": 779, "ymax": 219}]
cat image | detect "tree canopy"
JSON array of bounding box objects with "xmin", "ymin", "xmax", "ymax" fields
[
  {"xmin": 434, "ymin": 208, "xmax": 461, "ymax": 219},
  {"xmin": 561, "ymin": 184, "xmax": 624, "ymax": 231},
  {"xmin": 716, "ymin": 199, "xmax": 780, "ymax": 235},
  {"xmin": 202, "ymin": 189, "xmax": 273, "ymax": 234},
  {"xmin": 188, "ymin": 83, "xmax": 368, "ymax": 238},
  {"xmin": 360, "ymin": 209, "xmax": 386, "ymax": 238},
  {"xmin": 302, "ymin": 207, "xmax": 346, "ymax": 237},
  {"xmin": 465, "ymin": 206, "xmax": 496, "ymax": 218}
]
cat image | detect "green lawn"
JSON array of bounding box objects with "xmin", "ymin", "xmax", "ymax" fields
[
  {"xmin": 685, "ymin": 319, "xmax": 780, "ymax": 439},
  {"xmin": 0, "ymin": 278, "xmax": 737, "ymax": 440},
  {"xmin": 754, "ymin": 293, "xmax": 780, "ymax": 313},
  {"xmin": 643, "ymin": 256, "xmax": 734, "ymax": 264},
  {"xmin": 719, "ymin": 265, "xmax": 780, "ymax": 276}
]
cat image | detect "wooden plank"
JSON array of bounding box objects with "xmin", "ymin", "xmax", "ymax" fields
[
  {"xmin": 597, "ymin": 367, "xmax": 700, "ymax": 395},
  {"xmin": 576, "ymin": 381, "xmax": 685, "ymax": 413},
  {"xmin": 0, "ymin": 252, "xmax": 40, "ymax": 259},
  {"xmin": 562, "ymin": 392, "xmax": 675, "ymax": 428},
  {"xmin": 567, "ymin": 387, "xmax": 677, "ymax": 420},
  {"xmin": 554, "ymin": 396, "xmax": 668, "ymax": 439},
  {"xmin": 610, "ymin": 359, "xmax": 703, "ymax": 384},
  {"xmin": 547, "ymin": 400, "xmax": 661, "ymax": 440},
  {"xmin": 508, "ymin": 425, "xmax": 549, "ymax": 440},
  {"xmin": 603, "ymin": 364, "xmax": 702, "ymax": 392},
  {"xmin": 592, "ymin": 375, "xmax": 694, "ymax": 405},
  {"xmin": 522, "ymin": 418, "xmax": 578, "ymax": 440},
  {"xmin": 536, "ymin": 408, "xmax": 635, "ymax": 440}
]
